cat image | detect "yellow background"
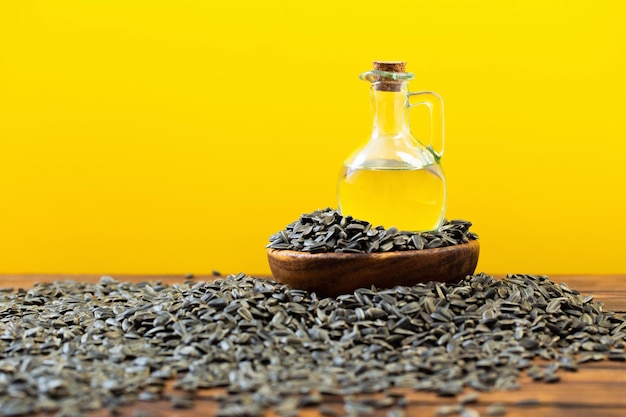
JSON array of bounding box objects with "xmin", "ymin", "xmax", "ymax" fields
[{"xmin": 1, "ymin": 1, "xmax": 625, "ymax": 276}]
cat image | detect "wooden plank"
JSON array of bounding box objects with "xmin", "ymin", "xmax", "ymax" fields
[
  {"xmin": 2, "ymin": 274, "xmax": 625, "ymax": 310},
  {"xmin": 66, "ymin": 402, "xmax": 626, "ymax": 417},
  {"xmin": 2, "ymin": 274, "xmax": 626, "ymax": 293},
  {"xmin": 548, "ymin": 275, "xmax": 626, "ymax": 292},
  {"xmin": 1, "ymin": 273, "xmax": 625, "ymax": 287},
  {"xmin": 63, "ymin": 361, "xmax": 626, "ymax": 417},
  {"xmin": 2, "ymin": 274, "xmax": 625, "ymax": 417},
  {"xmin": 2, "ymin": 274, "xmax": 626, "ymax": 289}
]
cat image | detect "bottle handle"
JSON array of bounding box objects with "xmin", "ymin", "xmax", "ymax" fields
[{"xmin": 408, "ymin": 91, "xmax": 444, "ymax": 161}]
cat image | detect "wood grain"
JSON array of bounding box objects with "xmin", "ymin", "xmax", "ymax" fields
[
  {"xmin": 1, "ymin": 273, "xmax": 625, "ymax": 417},
  {"xmin": 267, "ymin": 240, "xmax": 480, "ymax": 297}
]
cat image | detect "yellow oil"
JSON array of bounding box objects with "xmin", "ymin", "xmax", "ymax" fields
[{"xmin": 338, "ymin": 163, "xmax": 446, "ymax": 231}]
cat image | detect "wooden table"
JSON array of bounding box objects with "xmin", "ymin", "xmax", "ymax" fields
[{"xmin": 1, "ymin": 274, "xmax": 625, "ymax": 417}]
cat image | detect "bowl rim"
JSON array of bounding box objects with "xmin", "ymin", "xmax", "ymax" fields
[{"xmin": 267, "ymin": 239, "xmax": 479, "ymax": 260}]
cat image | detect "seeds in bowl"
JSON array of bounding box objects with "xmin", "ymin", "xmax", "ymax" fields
[{"xmin": 267, "ymin": 208, "xmax": 477, "ymax": 253}]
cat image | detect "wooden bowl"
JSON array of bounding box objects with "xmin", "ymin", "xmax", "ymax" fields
[{"xmin": 267, "ymin": 240, "xmax": 479, "ymax": 297}]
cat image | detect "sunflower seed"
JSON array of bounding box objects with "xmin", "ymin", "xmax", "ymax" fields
[{"xmin": 486, "ymin": 403, "xmax": 507, "ymax": 416}]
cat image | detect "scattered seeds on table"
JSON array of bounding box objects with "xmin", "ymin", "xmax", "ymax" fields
[{"xmin": 0, "ymin": 272, "xmax": 624, "ymax": 416}]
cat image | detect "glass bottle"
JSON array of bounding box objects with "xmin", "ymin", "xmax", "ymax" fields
[{"xmin": 338, "ymin": 61, "xmax": 446, "ymax": 232}]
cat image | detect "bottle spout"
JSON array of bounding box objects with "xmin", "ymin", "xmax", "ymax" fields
[{"xmin": 360, "ymin": 61, "xmax": 414, "ymax": 91}]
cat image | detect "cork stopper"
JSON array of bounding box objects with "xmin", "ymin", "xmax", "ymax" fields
[
  {"xmin": 373, "ymin": 61, "xmax": 406, "ymax": 73},
  {"xmin": 371, "ymin": 61, "xmax": 407, "ymax": 92}
]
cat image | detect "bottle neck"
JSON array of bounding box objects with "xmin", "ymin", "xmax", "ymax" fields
[{"xmin": 371, "ymin": 85, "xmax": 409, "ymax": 137}]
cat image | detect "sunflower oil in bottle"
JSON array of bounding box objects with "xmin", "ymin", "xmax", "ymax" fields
[{"xmin": 338, "ymin": 61, "xmax": 446, "ymax": 231}]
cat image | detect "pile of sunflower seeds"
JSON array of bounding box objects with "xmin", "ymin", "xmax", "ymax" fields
[
  {"xmin": 267, "ymin": 208, "xmax": 478, "ymax": 253},
  {"xmin": 1, "ymin": 273, "xmax": 625, "ymax": 417}
]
